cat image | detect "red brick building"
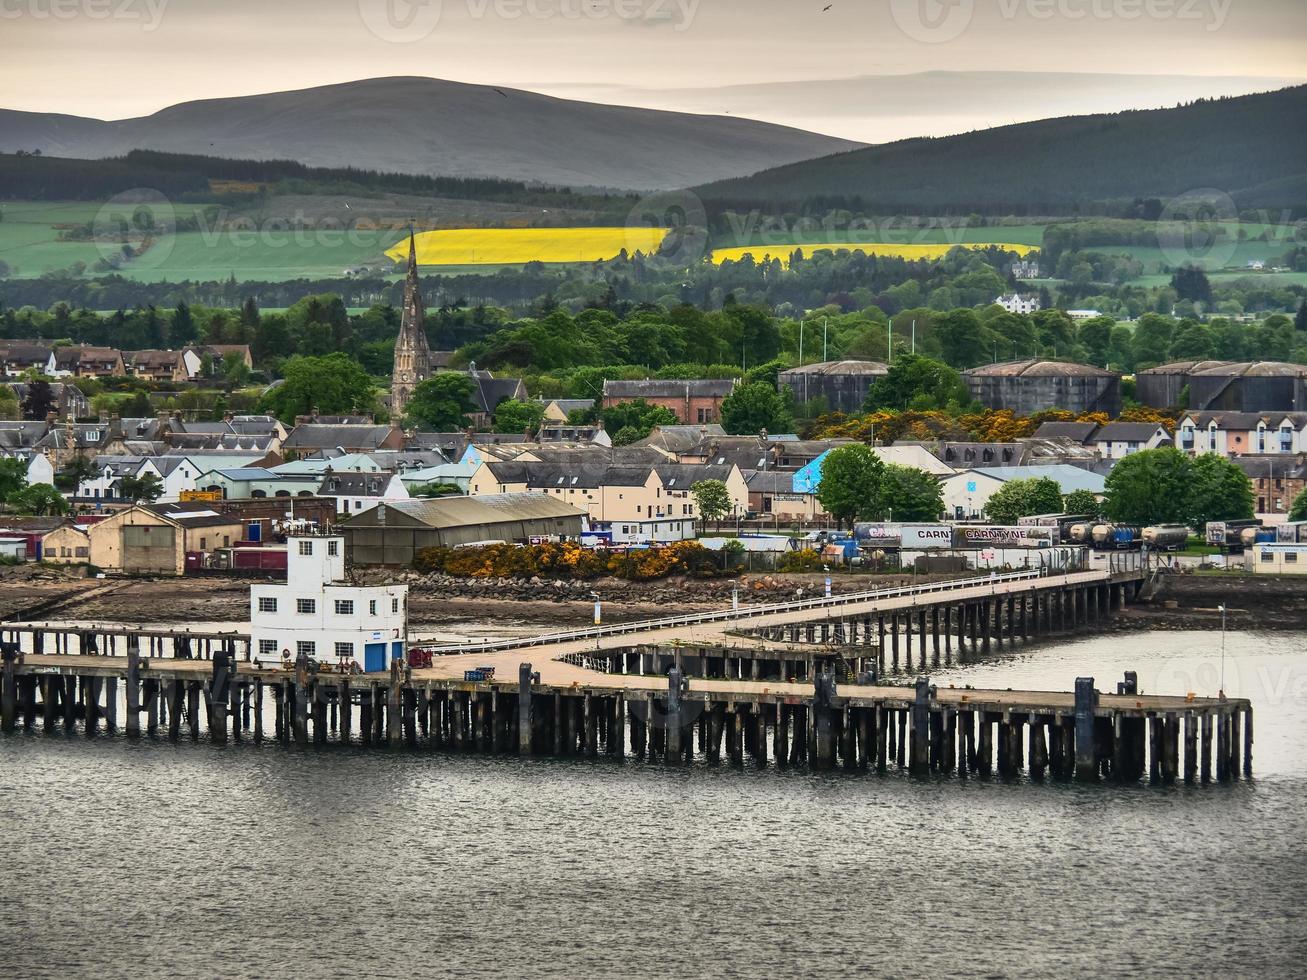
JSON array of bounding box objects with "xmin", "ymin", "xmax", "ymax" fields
[{"xmin": 601, "ymin": 378, "xmax": 737, "ymax": 425}]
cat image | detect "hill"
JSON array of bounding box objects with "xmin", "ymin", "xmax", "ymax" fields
[
  {"xmin": 0, "ymin": 76, "xmax": 860, "ymax": 192},
  {"xmin": 696, "ymin": 86, "xmax": 1307, "ymax": 213}
]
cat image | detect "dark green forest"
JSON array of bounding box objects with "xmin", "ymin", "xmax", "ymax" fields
[{"xmin": 696, "ymin": 87, "xmax": 1307, "ymax": 215}]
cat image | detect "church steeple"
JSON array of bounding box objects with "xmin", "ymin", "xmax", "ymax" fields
[{"xmin": 391, "ymin": 225, "xmax": 432, "ymax": 421}]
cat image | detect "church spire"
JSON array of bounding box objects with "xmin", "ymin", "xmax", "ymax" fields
[{"xmin": 391, "ymin": 223, "xmax": 431, "ymax": 421}]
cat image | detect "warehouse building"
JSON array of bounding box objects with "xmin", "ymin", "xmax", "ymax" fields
[
  {"xmin": 777, "ymin": 360, "xmax": 889, "ymax": 414},
  {"xmin": 340, "ymin": 493, "xmax": 586, "ymax": 566},
  {"xmin": 962, "ymin": 360, "xmax": 1121, "ymax": 417}
]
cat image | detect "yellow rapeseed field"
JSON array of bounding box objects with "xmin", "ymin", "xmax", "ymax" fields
[
  {"xmin": 708, "ymin": 242, "xmax": 1038, "ymax": 267},
  {"xmin": 385, "ymin": 227, "xmax": 669, "ymax": 266}
]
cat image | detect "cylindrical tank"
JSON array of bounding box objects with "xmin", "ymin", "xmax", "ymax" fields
[
  {"xmin": 1142, "ymin": 525, "xmax": 1190, "ymax": 549},
  {"xmin": 1241, "ymin": 527, "xmax": 1277, "ymax": 546},
  {"xmin": 1091, "ymin": 524, "xmax": 1114, "ymax": 546},
  {"xmin": 1069, "ymin": 522, "xmax": 1096, "ymax": 544}
]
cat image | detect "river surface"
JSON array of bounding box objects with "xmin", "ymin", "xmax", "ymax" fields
[{"xmin": 2, "ymin": 630, "xmax": 1305, "ymax": 978}]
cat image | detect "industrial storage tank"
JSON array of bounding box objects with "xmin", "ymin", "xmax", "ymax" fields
[
  {"xmin": 1135, "ymin": 360, "xmax": 1234, "ymax": 409},
  {"xmin": 1141, "ymin": 525, "xmax": 1190, "ymax": 550},
  {"xmin": 962, "ymin": 359, "xmax": 1122, "ymax": 416},
  {"xmin": 1068, "ymin": 522, "xmax": 1100, "ymax": 544},
  {"xmin": 778, "ymin": 360, "xmax": 889, "ymax": 414},
  {"xmin": 1186, "ymin": 362, "xmax": 1307, "ymax": 412}
]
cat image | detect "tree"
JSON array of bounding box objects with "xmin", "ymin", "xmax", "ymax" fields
[
  {"xmin": 1170, "ymin": 265, "xmax": 1213, "ymax": 305},
  {"xmin": 7, "ymin": 483, "xmax": 68, "ymax": 516},
  {"xmin": 1102, "ymin": 447, "xmax": 1193, "ymax": 525},
  {"xmin": 599, "ymin": 400, "xmax": 678, "ymax": 445},
  {"xmin": 815, "ymin": 444, "xmax": 885, "ymax": 527},
  {"xmin": 222, "ymin": 351, "xmax": 251, "ymax": 385},
  {"xmin": 1131, "ymin": 313, "xmax": 1176, "ymax": 369},
  {"xmin": 492, "ymin": 398, "xmax": 546, "ymax": 435},
  {"xmin": 982, "ymin": 477, "xmax": 1064, "ymax": 525},
  {"xmin": 691, "ymin": 479, "xmax": 732, "ymax": 529},
  {"xmin": 1063, "ymin": 488, "xmax": 1102, "ymax": 518},
  {"xmin": 1295, "ymin": 300, "xmax": 1307, "ymax": 334},
  {"xmin": 259, "ymin": 353, "xmax": 377, "ymax": 423},
  {"xmin": 404, "ymin": 374, "xmax": 478, "ymax": 430},
  {"xmin": 719, "ymin": 382, "xmax": 792, "ymax": 435},
  {"xmin": 1183, "ymin": 453, "xmax": 1253, "ymax": 529},
  {"xmin": 1290, "ymin": 487, "xmax": 1307, "ymax": 522},
  {"xmin": 935, "ymin": 309, "xmax": 990, "ymax": 368},
  {"xmin": 20, "ymin": 379, "xmax": 55, "ymax": 421},
  {"xmin": 410, "ymin": 482, "xmax": 464, "ymax": 498},
  {"xmin": 864, "ymin": 354, "xmax": 969, "ymax": 412},
  {"xmin": 117, "ymin": 472, "xmax": 164, "ymax": 504},
  {"xmin": 55, "ymin": 455, "xmax": 98, "ymax": 493},
  {"xmin": 0, "ymin": 457, "xmax": 26, "ymax": 502},
  {"xmin": 881, "ymin": 464, "xmax": 943, "ymax": 521}
]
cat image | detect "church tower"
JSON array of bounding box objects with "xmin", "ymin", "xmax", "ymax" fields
[{"xmin": 391, "ymin": 228, "xmax": 432, "ymax": 420}]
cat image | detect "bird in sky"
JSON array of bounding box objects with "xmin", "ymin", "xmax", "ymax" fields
[{"xmin": 822, "ymin": 3, "xmax": 832, "ymax": 10}]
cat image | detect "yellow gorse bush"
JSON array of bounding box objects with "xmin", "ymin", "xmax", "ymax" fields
[{"xmin": 413, "ymin": 540, "xmax": 718, "ymax": 581}]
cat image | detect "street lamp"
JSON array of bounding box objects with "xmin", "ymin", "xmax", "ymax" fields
[{"xmin": 1217, "ymin": 603, "xmax": 1227, "ymax": 696}]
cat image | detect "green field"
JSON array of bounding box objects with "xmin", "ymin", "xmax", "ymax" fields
[{"xmin": 1, "ymin": 202, "xmax": 1300, "ymax": 286}]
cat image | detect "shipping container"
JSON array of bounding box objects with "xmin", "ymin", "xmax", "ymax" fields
[{"xmin": 1276, "ymin": 521, "xmax": 1307, "ymax": 544}]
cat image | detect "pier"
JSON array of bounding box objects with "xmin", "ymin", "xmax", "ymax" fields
[{"xmin": 0, "ymin": 560, "xmax": 1253, "ymax": 784}]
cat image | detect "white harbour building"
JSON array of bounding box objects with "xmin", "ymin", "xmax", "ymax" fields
[{"xmin": 249, "ymin": 534, "xmax": 407, "ymax": 673}]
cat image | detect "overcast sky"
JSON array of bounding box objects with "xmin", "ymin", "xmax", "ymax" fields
[{"xmin": 2, "ymin": 0, "xmax": 1303, "ymax": 142}]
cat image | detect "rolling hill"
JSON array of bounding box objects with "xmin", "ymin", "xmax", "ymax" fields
[
  {"xmin": 0, "ymin": 76, "xmax": 860, "ymax": 192},
  {"xmin": 695, "ymin": 86, "xmax": 1307, "ymax": 212}
]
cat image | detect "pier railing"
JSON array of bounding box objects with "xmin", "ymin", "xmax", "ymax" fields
[{"xmin": 419, "ymin": 567, "xmax": 1090, "ymax": 655}]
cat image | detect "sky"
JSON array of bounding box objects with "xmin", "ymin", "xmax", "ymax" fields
[{"xmin": 1, "ymin": 0, "xmax": 1303, "ymax": 142}]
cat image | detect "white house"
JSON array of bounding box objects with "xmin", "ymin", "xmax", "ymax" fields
[
  {"xmin": 316, "ymin": 471, "xmax": 410, "ymax": 518},
  {"xmin": 1, "ymin": 449, "xmax": 54, "ymax": 487},
  {"xmin": 941, "ymin": 464, "xmax": 1106, "ymax": 521},
  {"xmin": 249, "ymin": 534, "xmax": 408, "ymax": 673},
  {"xmin": 1090, "ymin": 422, "xmax": 1171, "ymax": 460},
  {"xmin": 78, "ymin": 455, "xmax": 205, "ymax": 503},
  {"xmin": 995, "ymin": 293, "xmax": 1041, "ymax": 315}
]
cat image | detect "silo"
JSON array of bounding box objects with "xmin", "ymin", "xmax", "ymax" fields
[
  {"xmin": 962, "ymin": 360, "xmax": 1122, "ymax": 416},
  {"xmin": 778, "ymin": 359, "xmax": 889, "ymax": 413}
]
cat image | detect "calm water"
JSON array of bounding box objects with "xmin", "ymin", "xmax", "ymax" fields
[{"xmin": 2, "ymin": 631, "xmax": 1305, "ymax": 978}]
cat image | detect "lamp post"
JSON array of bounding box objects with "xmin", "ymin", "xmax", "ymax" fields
[{"xmin": 1218, "ymin": 602, "xmax": 1226, "ymax": 695}]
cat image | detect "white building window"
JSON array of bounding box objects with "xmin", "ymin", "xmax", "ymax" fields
[
  {"xmin": 296, "ymin": 598, "xmax": 316, "ymax": 614},
  {"xmin": 328, "ymin": 540, "xmax": 339, "ymax": 556},
  {"xmin": 334, "ymin": 641, "xmax": 354, "ymax": 658},
  {"xmin": 335, "ymin": 599, "xmax": 354, "ymax": 615},
  {"xmin": 298, "ymin": 540, "xmax": 313, "ymax": 556},
  {"xmin": 296, "ymin": 640, "xmax": 316, "ymax": 657},
  {"xmin": 259, "ymin": 639, "xmax": 278, "ymax": 656},
  {"xmin": 369, "ymin": 599, "xmax": 377, "ymax": 615},
  {"xmin": 392, "ymin": 598, "xmax": 399, "ymax": 613},
  {"xmin": 258, "ymin": 597, "xmax": 277, "ymax": 613}
]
